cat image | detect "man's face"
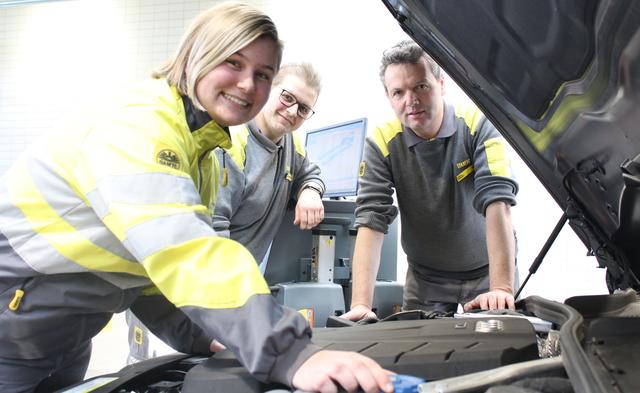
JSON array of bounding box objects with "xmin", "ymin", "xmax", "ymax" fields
[
  {"xmin": 384, "ymin": 58, "xmax": 445, "ymax": 139},
  {"xmin": 257, "ymin": 74, "xmax": 318, "ymax": 142}
]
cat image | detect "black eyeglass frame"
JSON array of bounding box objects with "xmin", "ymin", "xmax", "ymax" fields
[{"xmin": 278, "ymin": 89, "xmax": 316, "ymax": 119}]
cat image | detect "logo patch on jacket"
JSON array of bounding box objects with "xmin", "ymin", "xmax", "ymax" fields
[
  {"xmin": 157, "ymin": 149, "xmax": 180, "ymax": 169},
  {"xmin": 455, "ymin": 159, "xmax": 474, "ymax": 182},
  {"xmin": 359, "ymin": 161, "xmax": 366, "ymax": 177}
]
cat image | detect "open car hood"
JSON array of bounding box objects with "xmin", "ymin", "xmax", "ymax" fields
[{"xmin": 382, "ymin": 0, "xmax": 640, "ymax": 290}]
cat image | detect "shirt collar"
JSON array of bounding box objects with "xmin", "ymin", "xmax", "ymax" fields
[
  {"xmin": 247, "ymin": 120, "xmax": 283, "ymax": 152},
  {"xmin": 402, "ymin": 100, "xmax": 455, "ymax": 147}
]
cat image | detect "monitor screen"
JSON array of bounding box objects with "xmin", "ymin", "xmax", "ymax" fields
[{"xmin": 304, "ymin": 118, "xmax": 367, "ymax": 198}]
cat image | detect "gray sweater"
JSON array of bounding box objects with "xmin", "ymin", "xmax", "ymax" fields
[
  {"xmin": 355, "ymin": 101, "xmax": 518, "ymax": 274},
  {"xmin": 213, "ymin": 121, "xmax": 325, "ymax": 262}
]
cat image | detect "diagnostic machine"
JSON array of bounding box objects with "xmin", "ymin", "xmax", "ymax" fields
[{"xmin": 264, "ymin": 118, "xmax": 403, "ymax": 327}]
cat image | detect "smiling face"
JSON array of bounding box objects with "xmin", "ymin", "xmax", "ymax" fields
[
  {"xmin": 195, "ymin": 36, "xmax": 279, "ymax": 127},
  {"xmin": 384, "ymin": 57, "xmax": 445, "ymax": 139},
  {"xmin": 256, "ymin": 74, "xmax": 318, "ymax": 142}
]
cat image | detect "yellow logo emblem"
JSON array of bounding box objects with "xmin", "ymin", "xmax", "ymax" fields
[
  {"xmin": 359, "ymin": 161, "xmax": 366, "ymax": 177},
  {"xmin": 298, "ymin": 308, "xmax": 315, "ymax": 328},
  {"xmin": 157, "ymin": 149, "xmax": 180, "ymax": 169},
  {"xmin": 134, "ymin": 326, "xmax": 144, "ymax": 345}
]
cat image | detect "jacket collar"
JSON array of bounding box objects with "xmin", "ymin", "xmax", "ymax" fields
[{"xmin": 181, "ymin": 94, "xmax": 232, "ymax": 150}]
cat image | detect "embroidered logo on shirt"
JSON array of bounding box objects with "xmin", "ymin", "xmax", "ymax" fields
[
  {"xmin": 359, "ymin": 161, "xmax": 366, "ymax": 177},
  {"xmin": 134, "ymin": 325, "xmax": 145, "ymax": 345},
  {"xmin": 456, "ymin": 159, "xmax": 474, "ymax": 182},
  {"xmin": 157, "ymin": 149, "xmax": 180, "ymax": 169},
  {"xmin": 456, "ymin": 159, "xmax": 471, "ymax": 169},
  {"xmin": 286, "ymin": 166, "xmax": 293, "ymax": 182}
]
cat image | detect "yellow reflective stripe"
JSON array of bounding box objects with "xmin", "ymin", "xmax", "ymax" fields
[
  {"xmin": 227, "ymin": 125, "xmax": 249, "ymax": 170},
  {"xmin": 87, "ymin": 173, "xmax": 200, "ymax": 220},
  {"xmin": 484, "ymin": 137, "xmax": 511, "ymax": 177},
  {"xmin": 7, "ymin": 164, "xmax": 146, "ymax": 275},
  {"xmin": 371, "ymin": 119, "xmax": 402, "ymax": 157},
  {"xmin": 455, "ymin": 103, "xmax": 484, "ymax": 135},
  {"xmin": 456, "ymin": 165, "xmax": 475, "ymax": 182},
  {"xmin": 103, "ymin": 203, "xmax": 209, "ymax": 241},
  {"xmin": 292, "ymin": 132, "xmax": 305, "ymax": 156},
  {"xmin": 142, "ymin": 237, "xmax": 269, "ymax": 309}
]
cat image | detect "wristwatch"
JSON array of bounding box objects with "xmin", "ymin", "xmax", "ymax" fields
[{"xmin": 303, "ymin": 182, "xmax": 323, "ymax": 197}]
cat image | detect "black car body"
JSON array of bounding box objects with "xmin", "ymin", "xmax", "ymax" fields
[{"xmin": 61, "ymin": 1, "xmax": 640, "ymax": 392}]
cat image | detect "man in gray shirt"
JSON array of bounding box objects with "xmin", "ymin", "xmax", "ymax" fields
[{"xmin": 342, "ymin": 40, "xmax": 519, "ymax": 321}]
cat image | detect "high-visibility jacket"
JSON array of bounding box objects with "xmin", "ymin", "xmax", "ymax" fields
[{"xmin": 0, "ymin": 78, "xmax": 319, "ymax": 385}]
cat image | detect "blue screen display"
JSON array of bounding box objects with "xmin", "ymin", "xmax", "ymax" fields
[{"xmin": 304, "ymin": 118, "xmax": 367, "ymax": 198}]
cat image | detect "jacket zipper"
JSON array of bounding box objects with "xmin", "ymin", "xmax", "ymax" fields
[
  {"xmin": 8, "ymin": 277, "xmax": 35, "ymax": 312},
  {"xmin": 197, "ymin": 148, "xmax": 214, "ymax": 193}
]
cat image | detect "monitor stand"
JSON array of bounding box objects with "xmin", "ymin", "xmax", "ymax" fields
[{"xmin": 264, "ymin": 199, "xmax": 403, "ymax": 326}]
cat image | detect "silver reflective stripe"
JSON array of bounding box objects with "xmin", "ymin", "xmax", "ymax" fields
[
  {"xmin": 62, "ymin": 204, "xmax": 135, "ymax": 261},
  {"xmin": 0, "ymin": 224, "xmax": 42, "ymax": 278},
  {"xmin": 87, "ymin": 190, "xmax": 109, "ymax": 219},
  {"xmin": 94, "ymin": 172, "xmax": 202, "ymax": 209},
  {"xmin": 0, "ymin": 160, "xmax": 138, "ymax": 275},
  {"xmin": 124, "ymin": 211, "xmax": 214, "ymax": 261},
  {"xmin": 26, "ymin": 158, "xmax": 135, "ymax": 262},
  {"xmin": 0, "ymin": 212, "xmax": 89, "ymax": 275},
  {"xmin": 94, "ymin": 271, "xmax": 151, "ymax": 290},
  {"xmin": 0, "ymin": 179, "xmax": 86, "ymax": 274}
]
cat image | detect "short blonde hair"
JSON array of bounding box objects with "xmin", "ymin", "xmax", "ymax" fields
[
  {"xmin": 273, "ymin": 62, "xmax": 322, "ymax": 96},
  {"xmin": 153, "ymin": 1, "xmax": 283, "ymax": 110}
]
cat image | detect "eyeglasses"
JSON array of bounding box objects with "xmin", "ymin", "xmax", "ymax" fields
[{"xmin": 279, "ymin": 89, "xmax": 315, "ymax": 119}]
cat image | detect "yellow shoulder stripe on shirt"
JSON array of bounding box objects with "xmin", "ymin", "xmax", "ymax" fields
[
  {"xmin": 484, "ymin": 137, "xmax": 511, "ymax": 177},
  {"xmin": 292, "ymin": 132, "xmax": 306, "ymax": 157},
  {"xmin": 371, "ymin": 118, "xmax": 403, "ymax": 157},
  {"xmin": 227, "ymin": 125, "xmax": 250, "ymax": 171},
  {"xmin": 454, "ymin": 102, "xmax": 484, "ymax": 136}
]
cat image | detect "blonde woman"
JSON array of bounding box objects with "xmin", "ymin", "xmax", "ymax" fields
[{"xmin": 0, "ymin": 2, "xmax": 392, "ymax": 392}]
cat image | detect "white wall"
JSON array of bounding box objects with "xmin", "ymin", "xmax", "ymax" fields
[{"xmin": 0, "ymin": 0, "xmax": 606, "ymax": 309}]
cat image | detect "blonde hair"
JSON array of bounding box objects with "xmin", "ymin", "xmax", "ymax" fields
[
  {"xmin": 153, "ymin": 1, "xmax": 283, "ymax": 110},
  {"xmin": 273, "ymin": 62, "xmax": 322, "ymax": 95}
]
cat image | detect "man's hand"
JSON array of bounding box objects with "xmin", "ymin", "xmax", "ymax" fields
[
  {"xmin": 340, "ymin": 304, "xmax": 377, "ymax": 322},
  {"xmin": 292, "ymin": 350, "xmax": 394, "ymax": 393},
  {"xmin": 294, "ymin": 187, "xmax": 324, "ymax": 230},
  {"xmin": 463, "ymin": 289, "xmax": 515, "ymax": 311}
]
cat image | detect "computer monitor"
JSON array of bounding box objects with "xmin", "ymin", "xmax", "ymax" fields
[{"xmin": 304, "ymin": 118, "xmax": 367, "ymax": 198}]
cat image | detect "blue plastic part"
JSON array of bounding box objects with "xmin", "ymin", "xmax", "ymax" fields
[{"xmin": 385, "ymin": 374, "xmax": 426, "ymax": 393}]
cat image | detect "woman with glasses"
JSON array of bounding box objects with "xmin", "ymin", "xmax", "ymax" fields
[
  {"xmin": 212, "ymin": 62, "xmax": 326, "ymax": 261},
  {"xmin": 0, "ymin": 2, "xmax": 392, "ymax": 392}
]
